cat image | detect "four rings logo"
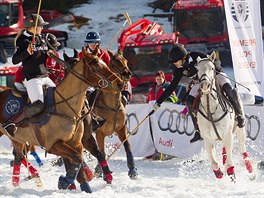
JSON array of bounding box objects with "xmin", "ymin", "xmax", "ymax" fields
[
  {"xmin": 126, "ymin": 113, "xmax": 139, "ymax": 135},
  {"xmin": 124, "ymin": 110, "xmax": 261, "ymax": 141},
  {"xmin": 231, "ymin": 0, "xmax": 249, "ymax": 23},
  {"xmin": 158, "ymin": 108, "xmax": 195, "ymax": 136},
  {"xmin": 245, "ymin": 114, "xmax": 260, "ymax": 141}
]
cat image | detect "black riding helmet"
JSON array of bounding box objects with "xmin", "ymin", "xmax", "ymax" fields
[
  {"xmin": 168, "ymin": 44, "xmax": 188, "ymax": 63},
  {"xmin": 46, "ymin": 33, "xmax": 61, "ymax": 49},
  {"xmin": 24, "ymin": 14, "xmax": 49, "ymax": 28}
]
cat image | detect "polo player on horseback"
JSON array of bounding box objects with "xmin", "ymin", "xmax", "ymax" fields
[
  {"xmin": 2, "ymin": 14, "xmax": 56, "ymax": 137},
  {"xmin": 152, "ymin": 44, "xmax": 246, "ymax": 143},
  {"xmin": 76, "ymin": 31, "xmax": 110, "ymax": 131}
]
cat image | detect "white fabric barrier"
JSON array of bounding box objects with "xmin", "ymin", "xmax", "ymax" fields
[{"xmin": 1, "ymin": 104, "xmax": 263, "ymax": 159}]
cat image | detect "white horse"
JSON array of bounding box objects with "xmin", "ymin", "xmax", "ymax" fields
[{"xmin": 196, "ymin": 52, "xmax": 255, "ymax": 181}]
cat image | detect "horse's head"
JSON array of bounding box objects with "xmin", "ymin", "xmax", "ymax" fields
[
  {"xmin": 108, "ymin": 49, "xmax": 132, "ymax": 82},
  {"xmin": 63, "ymin": 48, "xmax": 79, "ymax": 68},
  {"xmin": 81, "ymin": 49, "xmax": 124, "ymax": 93},
  {"xmin": 196, "ymin": 51, "xmax": 216, "ymax": 95}
]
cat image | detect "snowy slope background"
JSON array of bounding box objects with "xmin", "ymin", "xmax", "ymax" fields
[{"xmin": 0, "ymin": 0, "xmax": 263, "ymax": 197}]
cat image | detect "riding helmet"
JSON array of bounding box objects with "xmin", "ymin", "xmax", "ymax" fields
[
  {"xmin": 24, "ymin": 14, "xmax": 49, "ymax": 28},
  {"xmin": 168, "ymin": 44, "xmax": 188, "ymax": 63},
  {"xmin": 84, "ymin": 31, "xmax": 101, "ymax": 43},
  {"xmin": 46, "ymin": 33, "xmax": 61, "ymax": 48}
]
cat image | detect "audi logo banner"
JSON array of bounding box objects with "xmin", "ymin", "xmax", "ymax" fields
[{"xmin": 0, "ymin": 103, "xmax": 263, "ymax": 159}]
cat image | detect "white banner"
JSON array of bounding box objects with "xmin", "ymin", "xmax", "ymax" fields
[
  {"xmin": 1, "ymin": 103, "xmax": 263, "ymax": 159},
  {"xmin": 150, "ymin": 102, "xmax": 203, "ymax": 158},
  {"xmin": 224, "ymin": 0, "xmax": 264, "ymax": 96}
]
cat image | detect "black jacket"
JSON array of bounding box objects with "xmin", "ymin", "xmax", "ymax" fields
[
  {"xmin": 12, "ymin": 31, "xmax": 49, "ymax": 80},
  {"xmin": 156, "ymin": 51, "xmax": 208, "ymax": 105}
]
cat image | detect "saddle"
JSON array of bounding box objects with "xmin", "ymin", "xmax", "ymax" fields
[{"xmin": 3, "ymin": 86, "xmax": 55, "ymax": 127}]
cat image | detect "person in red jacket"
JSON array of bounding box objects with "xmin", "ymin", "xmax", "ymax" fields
[
  {"xmin": 45, "ymin": 33, "xmax": 64, "ymax": 85},
  {"xmin": 147, "ymin": 70, "xmax": 177, "ymax": 103},
  {"xmin": 78, "ymin": 31, "xmax": 111, "ymax": 131},
  {"xmin": 78, "ymin": 31, "xmax": 110, "ymax": 65}
]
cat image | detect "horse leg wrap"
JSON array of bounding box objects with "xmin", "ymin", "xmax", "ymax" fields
[
  {"xmin": 21, "ymin": 158, "xmax": 39, "ymax": 177},
  {"xmin": 227, "ymin": 166, "xmax": 236, "ymax": 182},
  {"xmin": 80, "ymin": 182, "xmax": 92, "ymax": 193},
  {"xmin": 84, "ymin": 166, "xmax": 94, "ymax": 182},
  {"xmin": 30, "ymin": 151, "xmax": 44, "ymax": 167},
  {"xmin": 58, "ymin": 164, "xmax": 81, "ymax": 190},
  {"xmin": 242, "ymin": 152, "xmax": 253, "ymax": 173},
  {"xmin": 213, "ymin": 168, "xmax": 223, "ymax": 179},
  {"xmin": 222, "ymin": 147, "xmax": 227, "ymax": 165},
  {"xmin": 12, "ymin": 163, "xmax": 21, "ymax": 187},
  {"xmin": 100, "ymin": 160, "xmax": 113, "ymax": 183},
  {"xmin": 68, "ymin": 183, "xmax": 77, "ymax": 191}
]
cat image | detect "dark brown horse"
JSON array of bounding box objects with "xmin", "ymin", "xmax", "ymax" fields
[
  {"xmin": 0, "ymin": 49, "xmax": 124, "ymax": 192},
  {"xmin": 92, "ymin": 50, "xmax": 138, "ymax": 179}
]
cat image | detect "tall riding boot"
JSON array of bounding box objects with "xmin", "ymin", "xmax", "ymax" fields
[
  {"xmin": 2, "ymin": 100, "xmax": 45, "ymax": 137},
  {"xmin": 186, "ymin": 95, "xmax": 202, "ymax": 143},
  {"xmin": 222, "ymin": 84, "xmax": 245, "ymax": 128}
]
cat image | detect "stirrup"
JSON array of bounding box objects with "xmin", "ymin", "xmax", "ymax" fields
[{"xmin": 3, "ymin": 123, "xmax": 17, "ymax": 137}]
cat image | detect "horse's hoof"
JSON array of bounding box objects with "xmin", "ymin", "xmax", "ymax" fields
[
  {"xmin": 84, "ymin": 166, "xmax": 94, "ymax": 182},
  {"xmin": 58, "ymin": 176, "xmax": 70, "ymax": 190},
  {"xmin": 128, "ymin": 168, "xmax": 138, "ymax": 179},
  {"xmin": 80, "ymin": 182, "xmax": 92, "ymax": 193},
  {"xmin": 213, "ymin": 168, "xmax": 223, "ymax": 179},
  {"xmin": 104, "ymin": 173, "xmax": 113, "ymax": 184},
  {"xmin": 248, "ymin": 172, "xmax": 256, "ymax": 180}
]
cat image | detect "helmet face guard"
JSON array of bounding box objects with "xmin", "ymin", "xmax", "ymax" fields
[{"xmin": 84, "ymin": 31, "xmax": 101, "ymax": 44}]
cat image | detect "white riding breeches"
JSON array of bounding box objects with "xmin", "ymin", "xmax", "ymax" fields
[
  {"xmin": 23, "ymin": 77, "xmax": 56, "ymax": 103},
  {"xmin": 189, "ymin": 72, "xmax": 231, "ymax": 98}
]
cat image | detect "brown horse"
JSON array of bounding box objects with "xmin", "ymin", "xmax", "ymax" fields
[
  {"xmin": 63, "ymin": 49, "xmax": 137, "ymax": 184},
  {"xmin": 0, "ymin": 49, "xmax": 124, "ymax": 192},
  {"xmin": 91, "ymin": 50, "xmax": 138, "ymax": 179}
]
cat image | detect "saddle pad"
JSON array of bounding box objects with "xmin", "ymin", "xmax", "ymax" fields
[{"xmin": 3, "ymin": 92, "xmax": 26, "ymax": 121}]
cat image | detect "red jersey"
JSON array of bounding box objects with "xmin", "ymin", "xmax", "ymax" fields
[
  {"xmin": 78, "ymin": 47, "xmax": 110, "ymax": 66},
  {"xmin": 46, "ymin": 52, "xmax": 64, "ymax": 85}
]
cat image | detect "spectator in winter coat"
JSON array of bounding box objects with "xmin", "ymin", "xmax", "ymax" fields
[{"xmin": 147, "ymin": 70, "xmax": 177, "ymax": 103}]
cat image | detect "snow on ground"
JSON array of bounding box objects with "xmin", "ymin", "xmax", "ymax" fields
[
  {"xmin": 0, "ymin": 1, "xmax": 263, "ymax": 197},
  {"xmin": 0, "ymin": 147, "xmax": 264, "ymax": 198}
]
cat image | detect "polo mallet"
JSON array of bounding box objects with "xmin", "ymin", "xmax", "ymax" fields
[
  {"xmin": 107, "ymin": 109, "xmax": 155, "ymax": 161},
  {"xmin": 100, "ymin": 12, "xmax": 132, "ymax": 59},
  {"xmin": 32, "ymin": 0, "xmax": 43, "ymax": 44},
  {"xmin": 215, "ymin": 70, "xmax": 251, "ymax": 92}
]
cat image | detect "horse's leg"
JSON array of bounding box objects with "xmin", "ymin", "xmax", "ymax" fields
[
  {"xmin": 11, "ymin": 141, "xmax": 24, "ymax": 187},
  {"xmin": 82, "ymin": 116, "xmax": 112, "ymax": 183},
  {"xmin": 223, "ymin": 132, "xmax": 236, "ymax": 182},
  {"xmin": 236, "ymin": 128, "xmax": 255, "ymax": 179},
  {"xmin": 63, "ymin": 157, "xmax": 92, "ymax": 193},
  {"xmin": 48, "ymin": 140, "xmax": 85, "ymax": 190},
  {"xmin": 117, "ymin": 125, "xmax": 138, "ymax": 179},
  {"xmin": 83, "ymin": 134, "xmax": 113, "ymax": 184},
  {"xmin": 29, "ymin": 145, "xmax": 44, "ymax": 167},
  {"xmin": 222, "ymin": 147, "xmax": 227, "ymax": 165},
  {"xmin": 204, "ymin": 141, "xmax": 223, "ymax": 179}
]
